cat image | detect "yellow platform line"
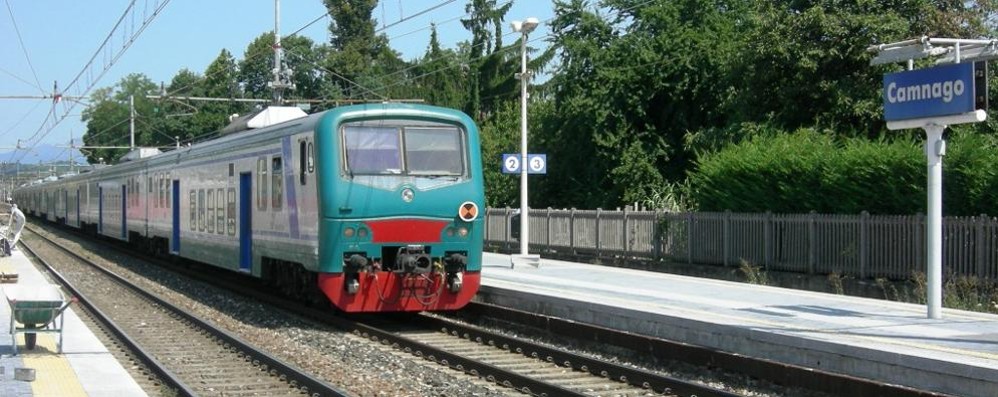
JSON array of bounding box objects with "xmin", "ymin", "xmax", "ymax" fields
[{"xmin": 16, "ymin": 333, "xmax": 88, "ymax": 397}]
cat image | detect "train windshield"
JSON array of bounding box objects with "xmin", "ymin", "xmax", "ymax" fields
[{"xmin": 343, "ymin": 124, "xmax": 466, "ymax": 177}]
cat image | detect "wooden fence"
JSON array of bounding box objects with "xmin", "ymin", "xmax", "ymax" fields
[{"xmin": 484, "ymin": 208, "xmax": 998, "ymax": 280}]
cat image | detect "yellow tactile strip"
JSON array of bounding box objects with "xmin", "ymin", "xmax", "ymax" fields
[{"xmin": 15, "ymin": 333, "xmax": 87, "ymax": 397}]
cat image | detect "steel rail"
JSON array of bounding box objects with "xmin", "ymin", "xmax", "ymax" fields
[
  {"xmin": 19, "ymin": 237, "xmax": 197, "ymax": 397},
  {"xmin": 461, "ymin": 301, "xmax": 953, "ymax": 397},
  {"xmin": 23, "ymin": 225, "xmax": 349, "ymax": 397}
]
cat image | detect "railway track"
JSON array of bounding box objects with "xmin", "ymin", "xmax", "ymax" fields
[
  {"xmin": 24, "ymin": 223, "xmax": 744, "ymax": 396},
  {"xmin": 22, "ymin": 225, "xmax": 347, "ymax": 397},
  {"xmin": 25, "ymin": 221, "xmax": 943, "ymax": 397},
  {"xmin": 351, "ymin": 313, "xmax": 741, "ymax": 397}
]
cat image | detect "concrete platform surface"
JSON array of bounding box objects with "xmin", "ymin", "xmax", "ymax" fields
[
  {"xmin": 0, "ymin": 247, "xmax": 147, "ymax": 396},
  {"xmin": 478, "ymin": 252, "xmax": 998, "ymax": 397}
]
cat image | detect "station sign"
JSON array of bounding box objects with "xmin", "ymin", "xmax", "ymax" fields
[
  {"xmin": 502, "ymin": 154, "xmax": 547, "ymax": 174},
  {"xmin": 883, "ymin": 62, "xmax": 987, "ymax": 122}
]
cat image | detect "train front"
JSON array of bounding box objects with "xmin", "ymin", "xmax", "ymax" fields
[{"xmin": 314, "ymin": 104, "xmax": 484, "ymax": 312}]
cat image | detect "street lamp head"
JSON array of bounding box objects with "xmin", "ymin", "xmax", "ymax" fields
[
  {"xmin": 511, "ymin": 17, "xmax": 539, "ymax": 34},
  {"xmin": 522, "ymin": 17, "xmax": 539, "ymax": 33}
]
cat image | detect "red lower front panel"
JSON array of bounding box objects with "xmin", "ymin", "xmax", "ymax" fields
[{"xmin": 318, "ymin": 271, "xmax": 481, "ymax": 312}]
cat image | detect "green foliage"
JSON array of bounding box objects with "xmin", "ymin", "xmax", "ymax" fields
[
  {"xmin": 322, "ymin": 0, "xmax": 404, "ymax": 99},
  {"xmin": 943, "ymin": 131, "xmax": 998, "ymax": 216},
  {"xmin": 479, "ymin": 101, "xmax": 521, "ymax": 207},
  {"xmin": 689, "ymin": 129, "xmax": 925, "ymax": 214},
  {"xmin": 688, "ymin": 128, "xmax": 998, "ymax": 215},
  {"xmin": 410, "ymin": 25, "xmax": 468, "ymax": 109},
  {"xmin": 240, "ymin": 33, "xmax": 336, "ymax": 104},
  {"xmin": 81, "ymin": 74, "xmax": 160, "ymax": 164}
]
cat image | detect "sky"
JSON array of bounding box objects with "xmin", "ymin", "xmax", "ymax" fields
[{"xmin": 0, "ymin": 0, "xmax": 556, "ymax": 165}]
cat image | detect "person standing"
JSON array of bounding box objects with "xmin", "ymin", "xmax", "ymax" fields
[{"xmin": 7, "ymin": 203, "xmax": 25, "ymax": 253}]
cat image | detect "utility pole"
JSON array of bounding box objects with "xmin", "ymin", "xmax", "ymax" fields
[
  {"xmin": 130, "ymin": 94, "xmax": 136, "ymax": 149},
  {"xmin": 269, "ymin": 0, "xmax": 294, "ymax": 104}
]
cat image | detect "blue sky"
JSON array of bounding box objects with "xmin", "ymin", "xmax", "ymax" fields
[{"xmin": 0, "ymin": 0, "xmax": 555, "ymax": 164}]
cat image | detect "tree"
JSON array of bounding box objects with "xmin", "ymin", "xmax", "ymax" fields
[
  {"xmin": 81, "ymin": 74, "xmax": 159, "ymax": 164},
  {"xmin": 322, "ymin": 0, "xmax": 405, "ymax": 100},
  {"xmin": 461, "ymin": 0, "xmax": 514, "ymax": 119},
  {"xmin": 410, "ymin": 24, "xmax": 467, "ymax": 108},
  {"xmin": 240, "ymin": 32, "xmax": 337, "ymax": 106}
]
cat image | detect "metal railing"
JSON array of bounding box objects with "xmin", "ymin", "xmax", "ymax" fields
[{"xmin": 484, "ymin": 208, "xmax": 998, "ymax": 280}]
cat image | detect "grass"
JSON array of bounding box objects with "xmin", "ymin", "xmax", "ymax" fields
[
  {"xmin": 735, "ymin": 261, "xmax": 998, "ymax": 314},
  {"xmin": 738, "ymin": 259, "xmax": 768, "ymax": 286},
  {"xmin": 877, "ymin": 271, "xmax": 998, "ymax": 314}
]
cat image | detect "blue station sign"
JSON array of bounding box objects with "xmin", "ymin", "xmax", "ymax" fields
[{"xmin": 883, "ymin": 63, "xmax": 980, "ymax": 122}]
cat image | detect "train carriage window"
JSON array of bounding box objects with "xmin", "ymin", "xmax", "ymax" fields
[
  {"xmin": 149, "ymin": 177, "xmax": 152, "ymax": 193},
  {"xmin": 227, "ymin": 188, "xmax": 236, "ymax": 236},
  {"xmin": 207, "ymin": 189, "xmax": 215, "ymax": 233},
  {"xmin": 198, "ymin": 189, "xmax": 205, "ymax": 232},
  {"xmin": 272, "ymin": 156, "xmax": 283, "ymax": 210},
  {"xmin": 307, "ymin": 142, "xmax": 314, "ymax": 173},
  {"xmin": 299, "ymin": 140, "xmax": 307, "ymax": 185},
  {"xmin": 160, "ymin": 175, "xmax": 167, "ymax": 209},
  {"xmin": 257, "ymin": 157, "xmax": 267, "ymax": 211},
  {"xmin": 216, "ymin": 188, "xmax": 224, "ymax": 234},
  {"xmin": 189, "ymin": 191, "xmax": 196, "ymax": 231},
  {"xmin": 166, "ymin": 174, "xmax": 171, "ymax": 209}
]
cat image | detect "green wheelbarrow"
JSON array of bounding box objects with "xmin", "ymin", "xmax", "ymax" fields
[{"xmin": 5, "ymin": 284, "xmax": 74, "ymax": 355}]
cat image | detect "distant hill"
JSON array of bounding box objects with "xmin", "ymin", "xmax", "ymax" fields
[{"xmin": 0, "ymin": 143, "xmax": 88, "ymax": 165}]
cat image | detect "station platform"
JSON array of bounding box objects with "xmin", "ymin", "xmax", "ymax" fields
[
  {"xmin": 478, "ymin": 252, "xmax": 998, "ymax": 397},
  {"xmin": 0, "ymin": 246, "xmax": 147, "ymax": 396}
]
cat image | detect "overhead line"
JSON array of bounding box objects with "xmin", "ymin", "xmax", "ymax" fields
[
  {"xmin": 15, "ymin": 0, "xmax": 171, "ymax": 165},
  {"xmin": 4, "ymin": 0, "xmax": 45, "ymax": 94}
]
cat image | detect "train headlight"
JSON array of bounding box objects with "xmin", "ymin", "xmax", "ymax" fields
[
  {"xmin": 357, "ymin": 227, "xmax": 369, "ymax": 238},
  {"xmin": 458, "ymin": 227, "xmax": 469, "ymax": 237},
  {"xmin": 445, "ymin": 228, "xmax": 455, "ymax": 237},
  {"xmin": 343, "ymin": 227, "xmax": 355, "ymax": 238}
]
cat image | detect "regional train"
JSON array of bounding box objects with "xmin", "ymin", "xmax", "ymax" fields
[{"xmin": 13, "ymin": 103, "xmax": 485, "ymax": 312}]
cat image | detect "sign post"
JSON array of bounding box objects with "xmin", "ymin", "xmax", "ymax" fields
[{"xmin": 871, "ymin": 37, "xmax": 990, "ymax": 319}]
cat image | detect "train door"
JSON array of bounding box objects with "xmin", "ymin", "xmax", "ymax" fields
[
  {"xmin": 171, "ymin": 180, "xmax": 180, "ymax": 253},
  {"xmin": 76, "ymin": 188, "xmax": 80, "ymax": 227},
  {"xmin": 63, "ymin": 189, "xmax": 68, "ymax": 224},
  {"xmin": 121, "ymin": 185, "xmax": 127, "ymax": 240},
  {"xmin": 98, "ymin": 186, "xmax": 103, "ymax": 234},
  {"xmin": 239, "ymin": 172, "xmax": 251, "ymax": 272}
]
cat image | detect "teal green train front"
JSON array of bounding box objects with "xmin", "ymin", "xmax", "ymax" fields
[{"xmin": 311, "ymin": 103, "xmax": 484, "ymax": 312}]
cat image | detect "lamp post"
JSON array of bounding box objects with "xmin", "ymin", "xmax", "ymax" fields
[{"xmin": 511, "ymin": 17, "xmax": 540, "ymax": 265}]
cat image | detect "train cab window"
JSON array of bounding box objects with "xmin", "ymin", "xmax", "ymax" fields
[
  {"xmin": 257, "ymin": 157, "xmax": 268, "ymax": 211},
  {"xmin": 341, "ymin": 124, "xmax": 466, "ymax": 177},
  {"xmin": 272, "ymin": 156, "xmax": 283, "ymax": 210},
  {"xmin": 343, "ymin": 126, "xmax": 401, "ymax": 174},
  {"xmin": 189, "ymin": 191, "xmax": 196, "ymax": 231},
  {"xmin": 226, "ymin": 188, "xmax": 236, "ymax": 236},
  {"xmin": 404, "ymin": 127, "xmax": 465, "ymax": 176},
  {"xmin": 216, "ymin": 188, "xmax": 224, "ymax": 234},
  {"xmin": 207, "ymin": 189, "xmax": 215, "ymax": 233}
]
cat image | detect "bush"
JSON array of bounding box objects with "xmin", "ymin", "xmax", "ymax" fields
[{"xmin": 687, "ymin": 128, "xmax": 998, "ymax": 215}]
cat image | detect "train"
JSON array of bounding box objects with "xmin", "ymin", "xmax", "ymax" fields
[{"xmin": 13, "ymin": 103, "xmax": 485, "ymax": 312}]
